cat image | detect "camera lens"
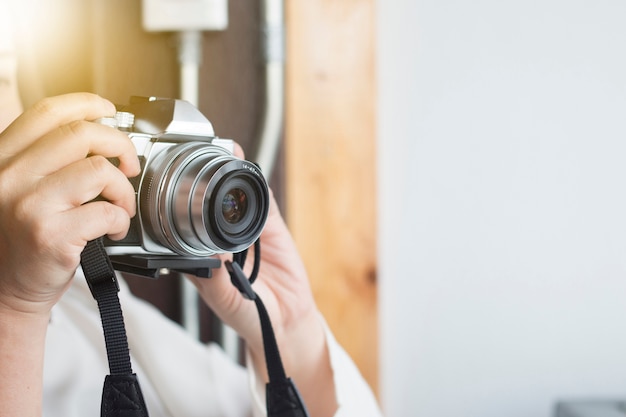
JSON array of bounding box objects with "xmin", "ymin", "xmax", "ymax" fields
[
  {"xmin": 208, "ymin": 170, "xmax": 268, "ymax": 250},
  {"xmin": 222, "ymin": 188, "xmax": 248, "ymax": 224},
  {"xmin": 140, "ymin": 142, "xmax": 269, "ymax": 256}
]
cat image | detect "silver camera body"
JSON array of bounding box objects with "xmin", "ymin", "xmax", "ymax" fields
[{"xmin": 101, "ymin": 97, "xmax": 269, "ymax": 259}]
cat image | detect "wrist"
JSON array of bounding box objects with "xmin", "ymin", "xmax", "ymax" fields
[
  {"xmin": 0, "ymin": 280, "xmax": 56, "ymax": 321},
  {"xmin": 247, "ymin": 309, "xmax": 339, "ymax": 417},
  {"xmin": 0, "ymin": 294, "xmax": 54, "ymax": 319},
  {"xmin": 245, "ymin": 310, "xmax": 326, "ymax": 368},
  {"xmin": 0, "ymin": 296, "xmax": 49, "ymax": 417},
  {"xmin": 0, "ymin": 272, "xmax": 70, "ymax": 317},
  {"xmin": 0, "ymin": 299, "xmax": 52, "ymax": 328},
  {"xmin": 247, "ymin": 308, "xmax": 328, "ymax": 380}
]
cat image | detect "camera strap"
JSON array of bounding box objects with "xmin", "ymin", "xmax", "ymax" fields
[
  {"xmin": 227, "ymin": 244, "xmax": 310, "ymax": 417},
  {"xmin": 80, "ymin": 237, "xmax": 309, "ymax": 417},
  {"xmin": 80, "ymin": 237, "xmax": 149, "ymax": 417}
]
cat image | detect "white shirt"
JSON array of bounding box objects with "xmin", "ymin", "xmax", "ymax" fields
[{"xmin": 43, "ymin": 271, "xmax": 383, "ymax": 417}]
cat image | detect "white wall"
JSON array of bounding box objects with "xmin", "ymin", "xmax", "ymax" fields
[{"xmin": 377, "ymin": 1, "xmax": 626, "ymax": 416}]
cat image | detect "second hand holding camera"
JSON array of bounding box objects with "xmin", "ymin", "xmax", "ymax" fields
[{"xmin": 96, "ymin": 96, "xmax": 270, "ymax": 278}]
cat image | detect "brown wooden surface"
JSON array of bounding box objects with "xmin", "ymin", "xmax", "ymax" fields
[{"xmin": 285, "ymin": 0, "xmax": 378, "ymax": 394}]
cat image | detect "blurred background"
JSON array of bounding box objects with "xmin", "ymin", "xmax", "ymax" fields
[
  {"xmin": 379, "ymin": 1, "xmax": 626, "ymax": 417},
  {"xmin": 8, "ymin": 0, "xmax": 626, "ymax": 416}
]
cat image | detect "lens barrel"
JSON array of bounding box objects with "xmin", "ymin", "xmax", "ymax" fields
[{"xmin": 140, "ymin": 142, "xmax": 269, "ymax": 256}]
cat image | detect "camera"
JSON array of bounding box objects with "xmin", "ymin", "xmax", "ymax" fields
[{"xmin": 98, "ymin": 96, "xmax": 270, "ymax": 263}]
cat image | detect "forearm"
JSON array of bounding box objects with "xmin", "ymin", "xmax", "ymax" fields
[{"xmin": 0, "ymin": 306, "xmax": 49, "ymax": 417}]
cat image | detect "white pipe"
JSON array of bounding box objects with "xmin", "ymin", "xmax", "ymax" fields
[
  {"xmin": 178, "ymin": 30, "xmax": 202, "ymax": 106},
  {"xmin": 255, "ymin": 0, "xmax": 286, "ymax": 179}
]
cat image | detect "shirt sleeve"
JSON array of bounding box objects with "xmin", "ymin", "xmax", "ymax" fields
[{"xmin": 246, "ymin": 315, "xmax": 383, "ymax": 417}]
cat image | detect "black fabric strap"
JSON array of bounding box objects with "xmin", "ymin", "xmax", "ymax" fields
[
  {"xmin": 80, "ymin": 238, "xmax": 149, "ymax": 417},
  {"xmin": 101, "ymin": 374, "xmax": 149, "ymax": 417},
  {"xmin": 227, "ymin": 242, "xmax": 310, "ymax": 417},
  {"xmin": 266, "ymin": 377, "xmax": 309, "ymax": 417},
  {"xmin": 257, "ymin": 296, "xmax": 309, "ymax": 417},
  {"xmin": 81, "ymin": 237, "xmax": 308, "ymax": 417}
]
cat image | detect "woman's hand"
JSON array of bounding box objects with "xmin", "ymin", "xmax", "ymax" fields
[
  {"xmin": 0, "ymin": 92, "xmax": 140, "ymax": 417},
  {"xmin": 189, "ymin": 147, "xmax": 338, "ymax": 417},
  {"xmin": 0, "ymin": 93, "xmax": 140, "ymax": 317}
]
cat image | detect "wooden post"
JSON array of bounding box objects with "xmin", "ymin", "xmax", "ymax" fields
[{"xmin": 285, "ymin": 0, "xmax": 378, "ymax": 394}]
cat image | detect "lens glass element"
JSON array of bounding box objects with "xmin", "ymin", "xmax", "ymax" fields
[{"xmin": 222, "ymin": 188, "xmax": 248, "ymax": 224}]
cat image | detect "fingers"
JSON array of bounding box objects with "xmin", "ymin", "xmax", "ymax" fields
[
  {"xmin": 9, "ymin": 120, "xmax": 140, "ymax": 178},
  {"xmin": 0, "ymin": 93, "xmax": 117, "ymax": 156},
  {"xmin": 39, "ymin": 155, "xmax": 137, "ymax": 217},
  {"xmin": 233, "ymin": 142, "xmax": 245, "ymax": 159},
  {"xmin": 7, "ymin": 156, "xmax": 137, "ymax": 244},
  {"xmin": 0, "ymin": 92, "xmax": 139, "ymax": 247},
  {"xmin": 0, "ymin": 93, "xmax": 137, "ymax": 315},
  {"xmin": 64, "ymin": 200, "xmax": 133, "ymax": 242},
  {"xmin": 259, "ymin": 188, "xmax": 288, "ymax": 239},
  {"xmin": 8, "ymin": 201, "xmax": 132, "ymax": 274}
]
